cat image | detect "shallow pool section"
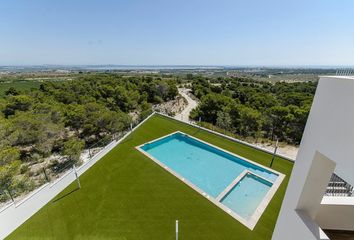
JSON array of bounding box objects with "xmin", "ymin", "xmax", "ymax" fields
[
  {"xmin": 220, "ymin": 173, "xmax": 272, "ymax": 220},
  {"xmin": 137, "ymin": 131, "xmax": 284, "ymax": 229}
]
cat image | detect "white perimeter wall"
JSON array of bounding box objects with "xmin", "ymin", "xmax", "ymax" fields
[{"xmin": 272, "ymin": 76, "xmax": 354, "ymax": 240}]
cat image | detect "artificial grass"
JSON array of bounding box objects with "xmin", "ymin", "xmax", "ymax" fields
[{"xmin": 7, "ymin": 114, "xmax": 293, "ymax": 240}]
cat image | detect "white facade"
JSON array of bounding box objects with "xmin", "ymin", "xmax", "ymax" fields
[{"xmin": 273, "ymin": 76, "xmax": 354, "ymax": 240}]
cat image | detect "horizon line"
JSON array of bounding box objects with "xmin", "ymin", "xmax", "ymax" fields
[{"xmin": 1, "ymin": 64, "xmax": 354, "ymax": 69}]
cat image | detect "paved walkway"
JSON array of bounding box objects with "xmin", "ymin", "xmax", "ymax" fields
[{"xmin": 174, "ymin": 88, "xmax": 198, "ymax": 122}]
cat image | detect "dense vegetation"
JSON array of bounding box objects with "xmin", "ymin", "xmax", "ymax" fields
[
  {"xmin": 0, "ymin": 74, "xmax": 178, "ymax": 201},
  {"xmin": 190, "ymin": 76, "xmax": 317, "ymax": 144}
]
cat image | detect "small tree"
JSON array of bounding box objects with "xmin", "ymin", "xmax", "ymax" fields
[
  {"xmin": 0, "ymin": 160, "xmax": 21, "ymax": 201},
  {"xmin": 239, "ymin": 106, "xmax": 262, "ymax": 137},
  {"xmin": 0, "ymin": 147, "xmax": 20, "ymax": 166},
  {"xmin": 5, "ymin": 87, "xmax": 19, "ymax": 96},
  {"xmin": 63, "ymin": 138, "xmax": 84, "ymax": 165},
  {"xmin": 167, "ymin": 81, "xmax": 178, "ymax": 100},
  {"xmin": 216, "ymin": 111, "xmax": 232, "ymax": 131}
]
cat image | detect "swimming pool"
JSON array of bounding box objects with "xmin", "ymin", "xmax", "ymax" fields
[{"xmin": 137, "ymin": 131, "xmax": 284, "ymax": 229}]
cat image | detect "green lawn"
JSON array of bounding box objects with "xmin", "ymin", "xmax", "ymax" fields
[{"xmin": 7, "ymin": 114, "xmax": 293, "ymax": 240}]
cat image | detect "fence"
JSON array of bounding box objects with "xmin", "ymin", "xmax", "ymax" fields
[
  {"xmin": 0, "ymin": 111, "xmax": 155, "ymax": 240},
  {"xmin": 0, "ymin": 115, "xmax": 148, "ymax": 209},
  {"xmin": 156, "ymin": 112, "xmax": 296, "ymax": 162},
  {"xmin": 0, "ymin": 136, "xmax": 106, "ymax": 209},
  {"xmin": 336, "ymin": 69, "xmax": 354, "ymax": 76}
]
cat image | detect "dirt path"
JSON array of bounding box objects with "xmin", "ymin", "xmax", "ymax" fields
[
  {"xmin": 254, "ymin": 143, "xmax": 298, "ymax": 160},
  {"xmin": 174, "ymin": 88, "xmax": 198, "ymax": 122}
]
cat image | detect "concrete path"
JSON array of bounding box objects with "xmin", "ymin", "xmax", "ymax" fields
[{"xmin": 174, "ymin": 88, "xmax": 198, "ymax": 122}]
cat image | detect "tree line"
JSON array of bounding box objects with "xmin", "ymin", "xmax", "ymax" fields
[
  {"xmin": 190, "ymin": 76, "xmax": 317, "ymax": 144},
  {"xmin": 0, "ymin": 74, "xmax": 178, "ymax": 201}
]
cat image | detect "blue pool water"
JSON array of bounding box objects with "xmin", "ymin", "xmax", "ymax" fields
[
  {"xmin": 220, "ymin": 173, "xmax": 272, "ymax": 220},
  {"xmin": 140, "ymin": 132, "xmax": 278, "ymax": 199}
]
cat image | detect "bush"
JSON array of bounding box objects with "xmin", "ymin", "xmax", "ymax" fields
[{"xmin": 19, "ymin": 164, "xmax": 29, "ymax": 174}]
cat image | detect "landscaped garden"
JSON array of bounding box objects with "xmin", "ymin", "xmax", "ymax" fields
[{"xmin": 7, "ymin": 114, "xmax": 293, "ymax": 240}]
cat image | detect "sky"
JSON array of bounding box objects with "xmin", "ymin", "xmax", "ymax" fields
[{"xmin": 0, "ymin": 0, "xmax": 354, "ymax": 66}]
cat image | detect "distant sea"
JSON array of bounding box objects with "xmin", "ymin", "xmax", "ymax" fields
[{"xmin": 0, "ymin": 65, "xmax": 353, "ymax": 72}]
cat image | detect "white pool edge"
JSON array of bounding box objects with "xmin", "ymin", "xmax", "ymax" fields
[
  {"xmin": 136, "ymin": 131, "xmax": 285, "ymax": 230},
  {"xmin": 216, "ymin": 170, "xmax": 250, "ymax": 202}
]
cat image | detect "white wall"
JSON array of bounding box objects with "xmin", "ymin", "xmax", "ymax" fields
[
  {"xmin": 272, "ymin": 76, "xmax": 354, "ymax": 240},
  {"xmin": 297, "ymin": 152, "xmax": 335, "ymax": 219},
  {"xmin": 316, "ymin": 196, "xmax": 354, "ymax": 230}
]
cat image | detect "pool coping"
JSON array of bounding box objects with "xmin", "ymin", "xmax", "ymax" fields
[
  {"xmin": 135, "ymin": 131, "xmax": 285, "ymax": 230},
  {"xmin": 216, "ymin": 170, "xmax": 250, "ymax": 202},
  {"xmin": 215, "ymin": 169, "xmax": 273, "ymax": 202}
]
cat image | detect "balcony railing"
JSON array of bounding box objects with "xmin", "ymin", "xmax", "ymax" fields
[
  {"xmin": 335, "ymin": 69, "xmax": 354, "ymax": 76},
  {"xmin": 325, "ymin": 173, "xmax": 353, "ymax": 197}
]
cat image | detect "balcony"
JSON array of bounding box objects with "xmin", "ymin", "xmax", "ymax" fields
[{"xmin": 325, "ymin": 173, "xmax": 353, "ymax": 197}]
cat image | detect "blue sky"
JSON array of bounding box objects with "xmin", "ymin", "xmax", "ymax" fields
[{"xmin": 1, "ymin": 0, "xmax": 353, "ymax": 66}]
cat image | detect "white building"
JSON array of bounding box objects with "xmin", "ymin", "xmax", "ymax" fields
[{"xmin": 273, "ymin": 76, "xmax": 354, "ymax": 240}]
